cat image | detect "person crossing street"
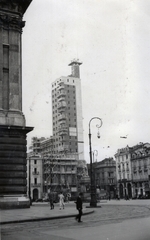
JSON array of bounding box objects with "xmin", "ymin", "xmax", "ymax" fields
[
  {"xmin": 48, "ymin": 190, "xmax": 54, "ymax": 210},
  {"xmin": 59, "ymin": 192, "xmax": 65, "ymax": 210},
  {"xmin": 75, "ymin": 193, "xmax": 83, "ymax": 222}
]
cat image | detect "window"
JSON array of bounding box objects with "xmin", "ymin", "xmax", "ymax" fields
[
  {"xmin": 34, "ymin": 178, "xmax": 37, "ymax": 184},
  {"xmin": 34, "ymin": 160, "xmax": 37, "ymax": 164}
]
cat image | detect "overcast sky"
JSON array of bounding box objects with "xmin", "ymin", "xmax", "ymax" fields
[{"xmin": 22, "ymin": 0, "xmax": 150, "ymax": 163}]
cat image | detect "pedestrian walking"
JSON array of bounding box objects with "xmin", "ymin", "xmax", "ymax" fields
[
  {"xmin": 48, "ymin": 191, "xmax": 54, "ymax": 210},
  {"xmin": 75, "ymin": 193, "xmax": 83, "ymax": 222},
  {"xmin": 67, "ymin": 192, "xmax": 71, "ymax": 203},
  {"xmin": 65, "ymin": 192, "xmax": 71, "ymax": 203},
  {"xmin": 59, "ymin": 192, "xmax": 65, "ymax": 210}
]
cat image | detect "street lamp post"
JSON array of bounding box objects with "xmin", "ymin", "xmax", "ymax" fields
[
  {"xmin": 92, "ymin": 150, "xmax": 98, "ymax": 189},
  {"xmin": 28, "ymin": 157, "xmax": 32, "ymax": 206},
  {"xmin": 89, "ymin": 117, "xmax": 102, "ymax": 207}
]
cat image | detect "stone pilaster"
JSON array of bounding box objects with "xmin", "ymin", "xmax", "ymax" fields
[{"xmin": 0, "ymin": 0, "xmax": 33, "ymax": 209}]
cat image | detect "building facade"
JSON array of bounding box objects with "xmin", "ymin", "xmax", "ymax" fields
[
  {"xmin": 28, "ymin": 60, "xmax": 88, "ymax": 199},
  {"xmin": 27, "ymin": 155, "xmax": 43, "ymax": 201},
  {"xmin": 29, "ymin": 137, "xmax": 54, "ymax": 156},
  {"xmin": 115, "ymin": 143, "xmax": 150, "ymax": 199},
  {"xmin": 28, "ymin": 136, "xmax": 88, "ymax": 199},
  {"xmin": 131, "ymin": 143, "xmax": 150, "ymax": 198},
  {"xmin": 51, "ymin": 59, "xmax": 84, "ymax": 159},
  {"xmin": 92, "ymin": 158, "xmax": 117, "ymax": 199},
  {"xmin": 50, "ymin": 59, "xmax": 88, "ymax": 196},
  {"xmin": 115, "ymin": 146, "xmax": 132, "ymax": 199},
  {"xmin": 43, "ymin": 153, "xmax": 78, "ymax": 199}
]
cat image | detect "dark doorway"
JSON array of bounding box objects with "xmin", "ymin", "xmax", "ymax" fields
[
  {"xmin": 127, "ymin": 183, "xmax": 132, "ymax": 198},
  {"xmin": 119, "ymin": 184, "xmax": 123, "ymax": 198},
  {"xmin": 33, "ymin": 188, "xmax": 38, "ymax": 201}
]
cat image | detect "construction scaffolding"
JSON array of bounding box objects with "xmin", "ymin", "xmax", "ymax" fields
[{"xmin": 43, "ymin": 152, "xmax": 78, "ymax": 199}]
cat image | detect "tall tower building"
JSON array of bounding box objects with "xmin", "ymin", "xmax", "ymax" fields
[{"xmin": 51, "ymin": 59, "xmax": 84, "ymax": 161}]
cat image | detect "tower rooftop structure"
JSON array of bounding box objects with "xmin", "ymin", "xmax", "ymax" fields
[
  {"xmin": 68, "ymin": 59, "xmax": 82, "ymax": 66},
  {"xmin": 68, "ymin": 59, "xmax": 82, "ymax": 78}
]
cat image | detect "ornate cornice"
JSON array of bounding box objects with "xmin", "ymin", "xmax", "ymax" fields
[
  {"xmin": 0, "ymin": 12, "xmax": 25, "ymax": 32},
  {"xmin": 0, "ymin": 0, "xmax": 32, "ymax": 15}
]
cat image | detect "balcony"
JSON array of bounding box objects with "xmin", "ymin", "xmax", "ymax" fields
[
  {"xmin": 58, "ymin": 84, "xmax": 65, "ymax": 91},
  {"xmin": 58, "ymin": 114, "xmax": 66, "ymax": 121},
  {"xmin": 31, "ymin": 183, "xmax": 41, "ymax": 187},
  {"xmin": 52, "ymin": 170, "xmax": 76, "ymax": 174},
  {"xmin": 57, "ymin": 90, "xmax": 66, "ymax": 98},
  {"xmin": 58, "ymin": 130, "xmax": 68, "ymax": 136},
  {"xmin": 57, "ymin": 96, "xmax": 66, "ymax": 102},
  {"xmin": 58, "ymin": 126, "xmax": 68, "ymax": 136},
  {"xmin": 58, "ymin": 101, "xmax": 66, "ymax": 111},
  {"xmin": 58, "ymin": 119, "xmax": 66, "ymax": 125},
  {"xmin": 118, "ymin": 178, "xmax": 127, "ymax": 183},
  {"xmin": 32, "ymin": 172, "xmax": 39, "ymax": 175},
  {"xmin": 133, "ymin": 177, "xmax": 148, "ymax": 182}
]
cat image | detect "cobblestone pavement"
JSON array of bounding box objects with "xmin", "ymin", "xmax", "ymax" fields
[{"xmin": 1, "ymin": 204, "xmax": 150, "ymax": 240}]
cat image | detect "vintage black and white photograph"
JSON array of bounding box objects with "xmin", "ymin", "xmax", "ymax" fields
[{"xmin": 1, "ymin": 0, "xmax": 150, "ymax": 239}]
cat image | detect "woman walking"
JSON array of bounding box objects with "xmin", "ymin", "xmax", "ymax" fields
[{"xmin": 59, "ymin": 192, "xmax": 65, "ymax": 210}]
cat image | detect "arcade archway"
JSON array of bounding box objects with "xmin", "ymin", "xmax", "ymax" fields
[
  {"xmin": 33, "ymin": 188, "xmax": 38, "ymax": 201},
  {"xmin": 127, "ymin": 183, "xmax": 132, "ymax": 198}
]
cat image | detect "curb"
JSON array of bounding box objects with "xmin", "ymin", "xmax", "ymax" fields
[{"xmin": 0, "ymin": 210, "xmax": 94, "ymax": 225}]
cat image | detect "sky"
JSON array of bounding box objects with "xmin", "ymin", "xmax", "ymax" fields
[{"xmin": 22, "ymin": 0, "xmax": 150, "ymax": 163}]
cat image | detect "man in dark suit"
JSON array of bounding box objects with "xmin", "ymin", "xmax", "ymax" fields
[
  {"xmin": 48, "ymin": 191, "xmax": 54, "ymax": 210},
  {"xmin": 75, "ymin": 193, "xmax": 83, "ymax": 222}
]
